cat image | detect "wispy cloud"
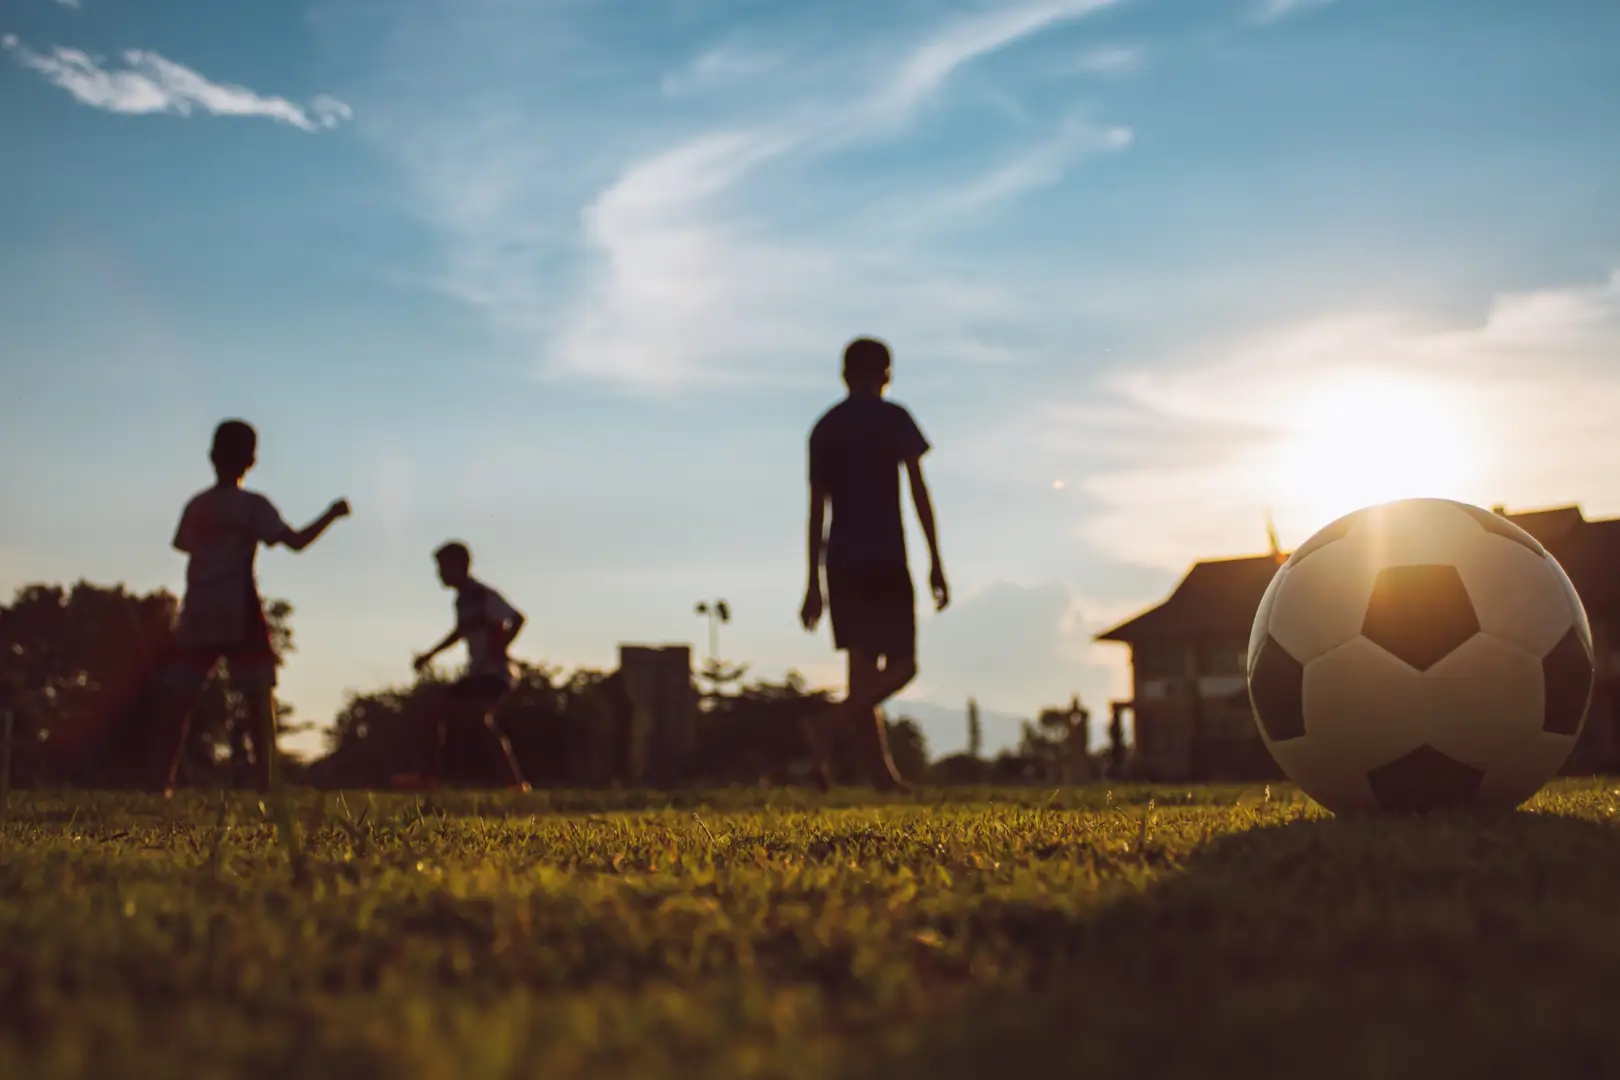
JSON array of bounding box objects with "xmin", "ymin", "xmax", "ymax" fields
[
  {"xmin": 898, "ymin": 113, "xmax": 1132, "ymax": 223},
  {"xmin": 840, "ymin": 0, "xmax": 1120, "ymax": 136},
  {"xmin": 1047, "ymin": 271, "xmax": 1620, "ymax": 571},
  {"xmin": 349, "ymin": 0, "xmax": 1130, "ymax": 390},
  {"xmin": 661, "ymin": 45, "xmax": 785, "ymax": 97},
  {"xmin": 52, "ymin": 0, "xmax": 82, "ymax": 8},
  {"xmin": 1070, "ymin": 44, "xmax": 1139, "ymax": 75},
  {"xmin": 2, "ymin": 35, "xmax": 352, "ymax": 131},
  {"xmin": 1251, "ymin": 0, "xmax": 1333, "ymax": 25}
]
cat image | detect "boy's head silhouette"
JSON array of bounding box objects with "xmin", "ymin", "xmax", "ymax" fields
[
  {"xmin": 842, "ymin": 337, "xmax": 892, "ymax": 396},
  {"xmin": 210, "ymin": 419, "xmax": 258, "ymax": 482},
  {"xmin": 434, "ymin": 541, "xmax": 472, "ymax": 588}
]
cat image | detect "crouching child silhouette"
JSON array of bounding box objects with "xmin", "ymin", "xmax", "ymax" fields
[
  {"xmin": 411, "ymin": 542, "xmax": 531, "ymax": 792},
  {"xmin": 800, "ymin": 337, "xmax": 949, "ymax": 791},
  {"xmin": 152, "ymin": 420, "xmax": 350, "ymax": 796}
]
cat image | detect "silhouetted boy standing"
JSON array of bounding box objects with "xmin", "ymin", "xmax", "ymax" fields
[
  {"xmin": 153, "ymin": 419, "xmax": 349, "ymax": 796},
  {"xmin": 412, "ymin": 541, "xmax": 530, "ymax": 791},
  {"xmin": 800, "ymin": 337, "xmax": 948, "ymax": 791}
]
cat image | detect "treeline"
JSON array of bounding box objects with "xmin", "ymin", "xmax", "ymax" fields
[
  {"xmin": 309, "ymin": 662, "xmax": 929, "ymax": 790},
  {"xmin": 0, "ymin": 581, "xmax": 306, "ymax": 789},
  {"xmin": 0, "ymin": 581, "xmax": 1112, "ymax": 790}
]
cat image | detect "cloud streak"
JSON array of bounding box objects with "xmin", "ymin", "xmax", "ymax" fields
[
  {"xmin": 900, "ymin": 113, "xmax": 1133, "ymax": 223},
  {"xmin": 660, "ymin": 45, "xmax": 785, "ymax": 97},
  {"xmin": 1251, "ymin": 0, "xmax": 1333, "ymax": 25},
  {"xmin": 3, "ymin": 36, "xmax": 352, "ymax": 131},
  {"xmin": 1071, "ymin": 44, "xmax": 1139, "ymax": 75},
  {"xmin": 841, "ymin": 0, "xmax": 1121, "ymax": 136},
  {"xmin": 344, "ymin": 0, "xmax": 1130, "ymax": 390}
]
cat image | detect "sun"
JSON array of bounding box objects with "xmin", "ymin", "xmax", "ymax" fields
[{"xmin": 1266, "ymin": 371, "xmax": 1483, "ymax": 535}]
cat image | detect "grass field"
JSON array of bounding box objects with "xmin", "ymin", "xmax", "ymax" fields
[{"xmin": 4, "ymin": 781, "xmax": 1620, "ymax": 1080}]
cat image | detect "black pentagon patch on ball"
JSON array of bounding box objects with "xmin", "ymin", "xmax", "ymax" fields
[
  {"xmin": 1542, "ymin": 626, "xmax": 1595, "ymax": 736},
  {"xmin": 1289, "ymin": 509, "xmax": 1365, "ymax": 565},
  {"xmin": 1366, "ymin": 745, "xmax": 1485, "ymax": 813},
  {"xmin": 1361, "ymin": 564, "xmax": 1480, "ymax": 672},
  {"xmin": 1452, "ymin": 502, "xmax": 1549, "ymax": 557},
  {"xmin": 1248, "ymin": 634, "xmax": 1306, "ymax": 742}
]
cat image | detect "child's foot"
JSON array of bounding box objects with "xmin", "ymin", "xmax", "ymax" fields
[{"xmin": 872, "ymin": 772, "xmax": 913, "ymax": 795}]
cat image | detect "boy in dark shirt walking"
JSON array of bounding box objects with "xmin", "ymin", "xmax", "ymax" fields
[{"xmin": 800, "ymin": 337, "xmax": 948, "ymax": 791}]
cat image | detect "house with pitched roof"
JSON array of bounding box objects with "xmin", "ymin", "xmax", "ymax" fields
[{"xmin": 1095, "ymin": 504, "xmax": 1620, "ymax": 782}]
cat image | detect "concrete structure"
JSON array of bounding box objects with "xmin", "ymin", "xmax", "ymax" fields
[
  {"xmin": 1097, "ymin": 504, "xmax": 1620, "ymax": 782},
  {"xmin": 616, "ymin": 644, "xmax": 696, "ymax": 786}
]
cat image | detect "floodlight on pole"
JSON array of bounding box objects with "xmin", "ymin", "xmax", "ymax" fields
[{"xmin": 694, "ymin": 599, "xmax": 731, "ymax": 664}]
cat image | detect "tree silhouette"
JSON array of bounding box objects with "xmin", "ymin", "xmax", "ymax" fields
[
  {"xmin": 0, "ymin": 580, "xmax": 298, "ymax": 788},
  {"xmin": 307, "ymin": 663, "xmax": 930, "ymax": 791},
  {"xmin": 696, "ymin": 657, "xmax": 750, "ymax": 700}
]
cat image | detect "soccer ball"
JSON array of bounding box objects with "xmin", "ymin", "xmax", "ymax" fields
[{"xmin": 1247, "ymin": 497, "xmax": 1595, "ymax": 814}]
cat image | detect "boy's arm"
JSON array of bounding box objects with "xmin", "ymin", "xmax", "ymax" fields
[
  {"xmin": 905, "ymin": 457, "xmax": 948, "ymax": 611},
  {"xmin": 500, "ymin": 610, "xmax": 526, "ymax": 649},
  {"xmin": 904, "ymin": 458, "xmax": 941, "ymax": 566},
  {"xmin": 283, "ymin": 499, "xmax": 351, "ymax": 552},
  {"xmin": 806, "ymin": 485, "xmax": 828, "ymax": 588},
  {"xmin": 800, "ymin": 484, "xmax": 829, "ymax": 629},
  {"xmin": 489, "ymin": 593, "xmax": 525, "ymax": 649},
  {"xmin": 801, "ymin": 425, "xmax": 830, "ymax": 629},
  {"xmin": 414, "ymin": 626, "xmax": 464, "ymax": 671},
  {"xmin": 892, "ymin": 405, "xmax": 945, "ymax": 607},
  {"xmin": 172, "ymin": 503, "xmax": 198, "ymax": 555}
]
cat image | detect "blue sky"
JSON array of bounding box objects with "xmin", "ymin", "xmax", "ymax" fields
[{"xmin": 4, "ymin": 0, "xmax": 1619, "ymax": 759}]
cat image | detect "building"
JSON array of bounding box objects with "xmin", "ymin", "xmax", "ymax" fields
[
  {"xmin": 614, "ymin": 644, "xmax": 696, "ymax": 786},
  {"xmin": 1096, "ymin": 553, "xmax": 1286, "ymax": 781},
  {"xmin": 1096, "ymin": 505, "xmax": 1620, "ymax": 782}
]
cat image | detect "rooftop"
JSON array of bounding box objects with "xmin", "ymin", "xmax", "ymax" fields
[
  {"xmin": 1095, "ymin": 554, "xmax": 1284, "ymax": 643},
  {"xmin": 1095, "ymin": 504, "xmax": 1620, "ymax": 644}
]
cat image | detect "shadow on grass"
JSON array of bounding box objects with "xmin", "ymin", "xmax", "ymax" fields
[{"xmin": 871, "ymin": 809, "xmax": 1620, "ymax": 1080}]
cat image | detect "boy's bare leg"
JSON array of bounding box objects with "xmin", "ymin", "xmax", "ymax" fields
[
  {"xmin": 800, "ymin": 650, "xmax": 878, "ymax": 792},
  {"xmin": 849, "ymin": 650, "xmax": 917, "ymax": 791},
  {"xmin": 422, "ymin": 689, "xmax": 449, "ymax": 790},
  {"xmin": 248, "ymin": 687, "xmax": 305, "ymax": 880},
  {"xmin": 151, "ymin": 684, "xmax": 200, "ymax": 797},
  {"xmin": 483, "ymin": 707, "xmax": 529, "ymax": 792},
  {"xmin": 865, "ymin": 705, "xmax": 909, "ymax": 792},
  {"xmin": 228, "ymin": 719, "xmax": 252, "ymax": 789},
  {"xmin": 248, "ymin": 690, "xmax": 276, "ymax": 794}
]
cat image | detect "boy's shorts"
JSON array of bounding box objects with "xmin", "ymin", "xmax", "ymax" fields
[
  {"xmin": 827, "ymin": 564, "xmax": 917, "ymax": 661},
  {"xmin": 162, "ymin": 585, "xmax": 278, "ymax": 693},
  {"xmin": 446, "ymin": 674, "xmax": 512, "ymax": 715}
]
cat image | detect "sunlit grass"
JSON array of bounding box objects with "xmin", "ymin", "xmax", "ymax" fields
[{"xmin": 2, "ymin": 781, "xmax": 1617, "ymax": 1079}]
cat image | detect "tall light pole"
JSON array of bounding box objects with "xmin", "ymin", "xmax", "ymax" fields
[{"xmin": 694, "ymin": 599, "xmax": 730, "ymax": 665}]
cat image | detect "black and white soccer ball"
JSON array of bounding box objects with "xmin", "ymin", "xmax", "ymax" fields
[{"xmin": 1247, "ymin": 497, "xmax": 1595, "ymax": 814}]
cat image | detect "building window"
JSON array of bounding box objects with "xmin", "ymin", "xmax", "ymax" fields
[{"xmin": 1196, "ymin": 637, "xmax": 1246, "ymax": 677}]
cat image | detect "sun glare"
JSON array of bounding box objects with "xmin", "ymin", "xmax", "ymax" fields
[{"xmin": 1267, "ymin": 372, "xmax": 1482, "ymax": 535}]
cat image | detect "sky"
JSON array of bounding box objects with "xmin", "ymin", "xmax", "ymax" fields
[{"xmin": 3, "ymin": 0, "xmax": 1619, "ymax": 760}]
